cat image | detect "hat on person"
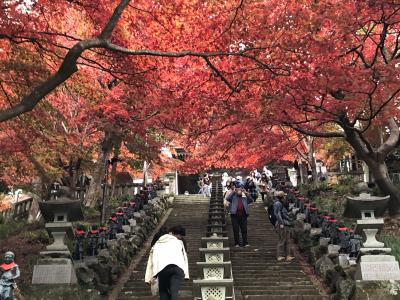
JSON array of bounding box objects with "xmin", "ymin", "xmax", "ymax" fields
[
  {"xmin": 275, "ymin": 191, "xmax": 287, "ymax": 197},
  {"xmin": 4, "ymin": 251, "xmax": 14, "ymax": 259},
  {"xmin": 235, "ymin": 181, "xmax": 245, "ymax": 189}
]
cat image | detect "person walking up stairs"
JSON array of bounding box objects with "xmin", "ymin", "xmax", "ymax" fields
[
  {"xmin": 227, "ymin": 201, "xmax": 327, "ymax": 299},
  {"xmin": 116, "ymin": 196, "xmax": 209, "ymax": 299}
]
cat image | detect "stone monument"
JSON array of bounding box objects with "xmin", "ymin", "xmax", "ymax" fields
[{"xmin": 32, "ymin": 197, "xmax": 84, "ymax": 284}]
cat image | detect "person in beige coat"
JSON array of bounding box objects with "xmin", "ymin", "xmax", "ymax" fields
[{"xmin": 145, "ymin": 225, "xmax": 189, "ymax": 300}]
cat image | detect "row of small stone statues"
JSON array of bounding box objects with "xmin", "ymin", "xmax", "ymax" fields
[
  {"xmin": 277, "ymin": 183, "xmax": 362, "ymax": 258},
  {"xmin": 72, "ymin": 197, "xmax": 153, "ymax": 260}
]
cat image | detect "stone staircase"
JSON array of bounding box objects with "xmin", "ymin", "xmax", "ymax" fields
[
  {"xmin": 228, "ymin": 202, "xmax": 327, "ymax": 300},
  {"xmin": 173, "ymin": 194, "xmax": 211, "ymax": 204},
  {"xmin": 117, "ymin": 196, "xmax": 208, "ymax": 299},
  {"xmin": 115, "ymin": 193, "xmax": 326, "ymax": 300}
]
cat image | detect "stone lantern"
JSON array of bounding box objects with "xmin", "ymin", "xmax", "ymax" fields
[
  {"xmin": 344, "ymin": 193, "xmax": 400, "ymax": 282},
  {"xmin": 32, "ymin": 197, "xmax": 84, "ymax": 284}
]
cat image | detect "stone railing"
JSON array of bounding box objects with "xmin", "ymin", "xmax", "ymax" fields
[
  {"xmin": 0, "ymin": 197, "xmax": 33, "ymax": 223},
  {"xmin": 106, "ymin": 182, "xmax": 167, "ymax": 198}
]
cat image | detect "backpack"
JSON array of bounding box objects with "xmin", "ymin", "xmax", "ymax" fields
[{"xmin": 267, "ymin": 203, "xmax": 277, "ymax": 226}]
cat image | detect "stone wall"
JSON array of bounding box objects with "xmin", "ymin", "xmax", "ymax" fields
[
  {"xmin": 292, "ymin": 215, "xmax": 400, "ymax": 299},
  {"xmin": 74, "ymin": 195, "xmax": 171, "ymax": 295},
  {"xmin": 293, "ymin": 217, "xmax": 357, "ymax": 299},
  {"xmin": 22, "ymin": 195, "xmax": 171, "ymax": 299}
]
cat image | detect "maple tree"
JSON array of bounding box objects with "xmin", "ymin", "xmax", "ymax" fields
[
  {"xmin": 0, "ymin": 0, "xmax": 264, "ymax": 205},
  {"xmin": 264, "ymin": 1, "xmax": 400, "ymax": 215},
  {"xmin": 165, "ymin": 0, "xmax": 400, "ymax": 214},
  {"xmin": 0, "ymin": 0, "xmax": 274, "ymax": 122},
  {"xmin": 2, "ymin": 0, "xmax": 400, "ymax": 216}
]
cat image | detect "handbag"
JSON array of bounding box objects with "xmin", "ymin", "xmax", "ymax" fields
[{"xmin": 150, "ymin": 277, "xmax": 159, "ymax": 296}]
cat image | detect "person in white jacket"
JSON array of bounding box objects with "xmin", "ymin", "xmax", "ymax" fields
[{"xmin": 145, "ymin": 225, "xmax": 189, "ymax": 300}]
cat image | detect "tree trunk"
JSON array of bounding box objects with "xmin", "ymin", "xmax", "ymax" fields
[
  {"xmin": 110, "ymin": 159, "xmax": 118, "ymax": 198},
  {"xmin": 110, "ymin": 140, "xmax": 122, "ymax": 198},
  {"xmin": 298, "ymin": 161, "xmax": 307, "ymax": 185},
  {"xmin": 306, "ymin": 137, "xmax": 318, "ymax": 186},
  {"xmin": 343, "ymin": 119, "xmax": 400, "ymax": 216},
  {"xmin": 84, "ymin": 131, "xmax": 116, "ymax": 207},
  {"xmin": 366, "ymin": 158, "xmax": 400, "ymax": 215},
  {"xmin": 69, "ymin": 158, "xmax": 81, "ymax": 198},
  {"xmin": 24, "ymin": 151, "xmax": 52, "ymax": 199},
  {"xmin": 143, "ymin": 160, "xmax": 149, "ymax": 186}
]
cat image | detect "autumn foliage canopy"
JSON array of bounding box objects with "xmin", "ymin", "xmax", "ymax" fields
[{"xmin": 1, "ymin": 0, "xmax": 400, "ymax": 189}]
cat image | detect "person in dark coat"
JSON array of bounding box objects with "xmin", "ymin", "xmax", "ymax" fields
[
  {"xmin": 226, "ymin": 182, "xmax": 254, "ymax": 247},
  {"xmin": 273, "ymin": 191, "xmax": 294, "ymax": 261}
]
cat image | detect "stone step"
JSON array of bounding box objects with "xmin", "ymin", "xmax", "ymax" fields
[
  {"xmin": 235, "ymin": 285, "xmax": 317, "ymax": 290},
  {"xmin": 116, "ymin": 200, "xmax": 209, "ymax": 299},
  {"xmin": 246, "ymin": 296, "xmax": 327, "ymax": 300},
  {"xmin": 116, "ymin": 189, "xmax": 325, "ymax": 300},
  {"xmin": 118, "ymin": 296, "xmax": 193, "ymax": 300},
  {"xmin": 242, "ymin": 289, "xmax": 321, "ymax": 295},
  {"xmin": 228, "ymin": 202, "xmax": 324, "ymax": 299},
  {"xmin": 173, "ymin": 194, "xmax": 211, "ymax": 203}
]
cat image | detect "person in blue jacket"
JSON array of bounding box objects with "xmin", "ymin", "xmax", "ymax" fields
[{"xmin": 227, "ymin": 182, "xmax": 254, "ymax": 247}]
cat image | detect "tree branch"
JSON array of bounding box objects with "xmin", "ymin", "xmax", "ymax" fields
[
  {"xmin": 0, "ymin": 0, "xmax": 282, "ymax": 122},
  {"xmin": 219, "ymin": 0, "xmax": 245, "ymax": 37},
  {"xmin": 203, "ymin": 57, "xmax": 239, "ymax": 92},
  {"xmin": 0, "ymin": 39, "xmax": 105, "ymax": 122},
  {"xmin": 377, "ymin": 117, "xmax": 400, "ymax": 158},
  {"xmin": 284, "ymin": 123, "xmax": 345, "ymax": 138},
  {"xmin": 131, "ymin": 110, "xmax": 160, "ymax": 121},
  {"xmin": 99, "ymin": 0, "xmax": 131, "ymax": 39}
]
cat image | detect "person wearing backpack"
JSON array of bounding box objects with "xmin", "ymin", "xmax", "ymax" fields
[
  {"xmin": 273, "ymin": 191, "xmax": 295, "ymax": 261},
  {"xmin": 245, "ymin": 177, "xmax": 259, "ymax": 203}
]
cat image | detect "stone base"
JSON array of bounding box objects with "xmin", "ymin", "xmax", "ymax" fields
[
  {"xmin": 356, "ymin": 255, "xmax": 400, "ymax": 281},
  {"xmin": 32, "ymin": 259, "xmax": 77, "ymax": 284},
  {"xmin": 354, "ymin": 281, "xmax": 400, "ymax": 300}
]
